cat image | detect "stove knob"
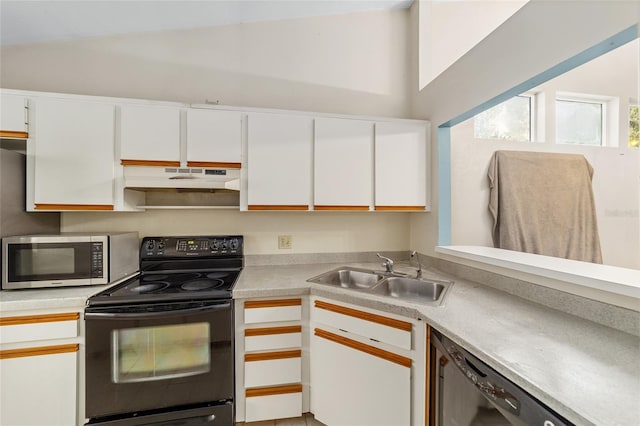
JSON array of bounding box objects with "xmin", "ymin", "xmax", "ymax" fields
[
  {"xmin": 230, "ymin": 239, "xmax": 239, "ymax": 250},
  {"xmin": 157, "ymin": 240, "xmax": 165, "ymax": 250},
  {"xmin": 211, "ymin": 240, "xmax": 220, "ymax": 250},
  {"xmin": 145, "ymin": 240, "xmax": 156, "ymax": 251},
  {"xmin": 221, "ymin": 240, "xmax": 228, "ymax": 250}
]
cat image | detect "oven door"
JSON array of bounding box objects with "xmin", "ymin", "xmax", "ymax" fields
[{"xmin": 85, "ymin": 300, "xmax": 234, "ymax": 420}]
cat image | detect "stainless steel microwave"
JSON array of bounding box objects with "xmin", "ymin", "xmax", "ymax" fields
[{"xmin": 1, "ymin": 232, "xmax": 139, "ymax": 290}]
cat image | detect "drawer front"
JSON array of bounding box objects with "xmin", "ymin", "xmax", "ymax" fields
[
  {"xmin": 312, "ymin": 300, "xmax": 412, "ymax": 350},
  {"xmin": 0, "ymin": 313, "xmax": 79, "ymax": 345},
  {"xmin": 245, "ymin": 351, "xmax": 302, "ymax": 387},
  {"xmin": 245, "ymin": 326, "xmax": 302, "ymax": 352},
  {"xmin": 244, "ymin": 299, "xmax": 302, "ymax": 324},
  {"xmin": 245, "ymin": 385, "xmax": 302, "ymax": 422}
]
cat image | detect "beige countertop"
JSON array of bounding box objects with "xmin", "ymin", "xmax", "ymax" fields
[{"xmin": 2, "ymin": 262, "xmax": 638, "ymax": 426}]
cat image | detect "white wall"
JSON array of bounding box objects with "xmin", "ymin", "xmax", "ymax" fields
[
  {"xmin": 450, "ymin": 39, "xmax": 640, "ymax": 269},
  {"xmin": 0, "ymin": 9, "xmax": 415, "ymax": 255},
  {"xmin": 410, "ymin": 0, "xmax": 640, "ymax": 261}
]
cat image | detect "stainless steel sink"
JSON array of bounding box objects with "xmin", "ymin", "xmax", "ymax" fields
[
  {"xmin": 307, "ymin": 267, "xmax": 385, "ymax": 289},
  {"xmin": 370, "ymin": 276, "xmax": 452, "ymax": 305}
]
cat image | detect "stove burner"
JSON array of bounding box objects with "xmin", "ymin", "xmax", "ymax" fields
[
  {"xmin": 181, "ymin": 279, "xmax": 225, "ymax": 291},
  {"xmin": 206, "ymin": 272, "xmax": 230, "ymax": 279},
  {"xmin": 133, "ymin": 282, "xmax": 170, "ymax": 293},
  {"xmin": 141, "ymin": 274, "xmax": 169, "ymax": 281}
]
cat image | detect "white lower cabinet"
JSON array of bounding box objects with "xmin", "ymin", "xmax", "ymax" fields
[
  {"xmin": 0, "ymin": 311, "xmax": 81, "ymax": 426},
  {"xmin": 236, "ymin": 298, "xmax": 305, "ymax": 423},
  {"xmin": 310, "ymin": 297, "xmax": 426, "ymax": 426}
]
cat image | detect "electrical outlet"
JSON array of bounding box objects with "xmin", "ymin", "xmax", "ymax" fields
[{"xmin": 278, "ymin": 235, "xmax": 292, "ymax": 249}]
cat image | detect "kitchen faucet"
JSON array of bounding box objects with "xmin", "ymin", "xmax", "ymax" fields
[
  {"xmin": 376, "ymin": 253, "xmax": 395, "ymax": 273},
  {"xmin": 411, "ymin": 250, "xmax": 423, "ymax": 278}
]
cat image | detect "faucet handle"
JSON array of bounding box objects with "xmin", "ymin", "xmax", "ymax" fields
[{"xmin": 376, "ymin": 253, "xmax": 394, "ymax": 273}]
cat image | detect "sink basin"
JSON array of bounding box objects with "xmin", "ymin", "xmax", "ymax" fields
[
  {"xmin": 370, "ymin": 277, "xmax": 452, "ymax": 305},
  {"xmin": 307, "ymin": 267, "xmax": 384, "ymax": 289}
]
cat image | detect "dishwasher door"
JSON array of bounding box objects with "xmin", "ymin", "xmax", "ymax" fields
[{"xmin": 431, "ymin": 329, "xmax": 572, "ymax": 426}]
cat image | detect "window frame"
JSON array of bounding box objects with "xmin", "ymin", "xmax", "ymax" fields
[
  {"xmin": 473, "ymin": 93, "xmax": 536, "ymax": 142},
  {"xmin": 555, "ymin": 92, "xmax": 619, "ymax": 147}
]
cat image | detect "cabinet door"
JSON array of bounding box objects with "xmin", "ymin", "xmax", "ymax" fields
[
  {"xmin": 32, "ymin": 98, "xmax": 115, "ymax": 210},
  {"xmin": 247, "ymin": 113, "xmax": 313, "ymax": 210},
  {"xmin": 120, "ymin": 105, "xmax": 181, "ymax": 165},
  {"xmin": 0, "ymin": 346, "xmax": 78, "ymax": 426},
  {"xmin": 186, "ymin": 108, "xmax": 242, "ymax": 167},
  {"xmin": 311, "ymin": 328, "xmax": 410, "ymax": 426},
  {"xmin": 0, "ymin": 94, "xmax": 28, "ymax": 137},
  {"xmin": 314, "ymin": 118, "xmax": 373, "ymax": 210},
  {"xmin": 375, "ymin": 121, "xmax": 428, "ymax": 210}
]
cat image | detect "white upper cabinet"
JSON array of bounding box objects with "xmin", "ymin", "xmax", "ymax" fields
[
  {"xmin": 0, "ymin": 94, "xmax": 28, "ymax": 136},
  {"xmin": 186, "ymin": 108, "xmax": 242, "ymax": 167},
  {"xmin": 374, "ymin": 121, "xmax": 429, "ymax": 210},
  {"xmin": 314, "ymin": 118, "xmax": 373, "ymax": 210},
  {"xmin": 119, "ymin": 104, "xmax": 181, "ymax": 165},
  {"xmin": 246, "ymin": 113, "xmax": 313, "ymax": 210},
  {"xmin": 31, "ymin": 98, "xmax": 115, "ymax": 210}
]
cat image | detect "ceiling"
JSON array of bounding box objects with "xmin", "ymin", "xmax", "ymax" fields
[{"xmin": 0, "ymin": 0, "xmax": 413, "ymax": 46}]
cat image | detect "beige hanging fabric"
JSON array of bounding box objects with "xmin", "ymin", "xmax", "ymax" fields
[{"xmin": 488, "ymin": 150, "xmax": 602, "ymax": 264}]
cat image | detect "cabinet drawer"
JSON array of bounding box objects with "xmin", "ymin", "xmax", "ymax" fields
[
  {"xmin": 245, "ymin": 385, "xmax": 302, "ymax": 422},
  {"xmin": 312, "ymin": 300, "xmax": 412, "ymax": 350},
  {"xmin": 245, "ymin": 350, "xmax": 302, "ymax": 387},
  {"xmin": 244, "ymin": 299, "xmax": 302, "ymax": 324},
  {"xmin": 0, "ymin": 313, "xmax": 79, "ymax": 345},
  {"xmin": 245, "ymin": 326, "xmax": 302, "ymax": 352}
]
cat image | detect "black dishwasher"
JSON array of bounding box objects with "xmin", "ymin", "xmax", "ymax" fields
[{"xmin": 430, "ymin": 329, "xmax": 573, "ymax": 426}]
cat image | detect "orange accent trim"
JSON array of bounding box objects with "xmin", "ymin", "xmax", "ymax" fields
[
  {"xmin": 0, "ymin": 313, "xmax": 79, "ymax": 327},
  {"xmin": 314, "ymin": 300, "xmax": 412, "ymax": 332},
  {"xmin": 245, "ymin": 326, "xmax": 302, "ymax": 337},
  {"xmin": 245, "ymin": 349, "xmax": 301, "ymax": 362},
  {"xmin": 248, "ymin": 205, "xmax": 309, "ymax": 211},
  {"xmin": 244, "ymin": 299, "xmax": 302, "ymax": 309},
  {"xmin": 315, "ymin": 328, "xmax": 411, "ymax": 368},
  {"xmin": 0, "ymin": 344, "xmax": 79, "ymax": 360},
  {"xmin": 246, "ymin": 384, "xmax": 302, "ymax": 398},
  {"xmin": 121, "ymin": 159, "xmax": 180, "ymax": 167},
  {"xmin": 34, "ymin": 204, "xmax": 114, "ymax": 211},
  {"xmin": 186, "ymin": 161, "xmax": 241, "ymax": 169},
  {"xmin": 374, "ymin": 206, "xmax": 426, "ymax": 211},
  {"xmin": 0, "ymin": 130, "xmax": 28, "ymax": 139},
  {"xmin": 314, "ymin": 205, "xmax": 370, "ymax": 211}
]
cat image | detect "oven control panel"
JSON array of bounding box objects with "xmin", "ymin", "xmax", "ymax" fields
[{"xmin": 141, "ymin": 236, "xmax": 243, "ymax": 257}]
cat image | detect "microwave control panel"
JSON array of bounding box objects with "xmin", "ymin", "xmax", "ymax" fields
[{"xmin": 90, "ymin": 242, "xmax": 104, "ymax": 278}]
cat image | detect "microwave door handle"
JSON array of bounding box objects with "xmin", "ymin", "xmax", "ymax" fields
[{"xmin": 85, "ymin": 301, "xmax": 230, "ymax": 320}]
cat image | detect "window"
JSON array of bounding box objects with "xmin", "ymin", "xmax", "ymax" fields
[
  {"xmin": 474, "ymin": 95, "xmax": 532, "ymax": 141},
  {"xmin": 629, "ymin": 105, "xmax": 639, "ymax": 148},
  {"xmin": 555, "ymin": 93, "xmax": 618, "ymax": 147}
]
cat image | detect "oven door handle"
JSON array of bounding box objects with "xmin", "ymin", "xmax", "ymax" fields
[{"xmin": 85, "ymin": 301, "xmax": 231, "ymax": 320}]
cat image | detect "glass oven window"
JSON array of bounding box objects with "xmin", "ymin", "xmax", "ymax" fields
[{"xmin": 112, "ymin": 322, "xmax": 210, "ymax": 383}]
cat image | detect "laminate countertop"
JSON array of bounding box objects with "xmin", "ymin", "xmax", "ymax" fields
[
  {"xmin": 233, "ymin": 262, "xmax": 640, "ymax": 426},
  {"xmin": 2, "ymin": 262, "xmax": 638, "ymax": 425}
]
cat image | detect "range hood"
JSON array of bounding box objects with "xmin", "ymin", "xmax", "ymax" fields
[{"xmin": 124, "ymin": 165, "xmax": 240, "ymax": 191}]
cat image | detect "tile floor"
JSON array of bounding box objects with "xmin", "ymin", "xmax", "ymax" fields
[{"xmin": 236, "ymin": 412, "xmax": 325, "ymax": 426}]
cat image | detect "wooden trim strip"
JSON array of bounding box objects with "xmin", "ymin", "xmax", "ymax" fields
[
  {"xmin": 0, "ymin": 130, "xmax": 28, "ymax": 139},
  {"xmin": 314, "ymin": 300, "xmax": 412, "ymax": 332},
  {"xmin": 314, "ymin": 205, "xmax": 370, "ymax": 211},
  {"xmin": 35, "ymin": 204, "xmax": 114, "ymax": 211},
  {"xmin": 121, "ymin": 159, "xmax": 181, "ymax": 167},
  {"xmin": 245, "ymin": 299, "xmax": 302, "ymax": 309},
  {"xmin": 245, "ymin": 325, "xmax": 302, "ymax": 337},
  {"xmin": 246, "ymin": 384, "xmax": 302, "ymax": 398},
  {"xmin": 248, "ymin": 205, "xmax": 309, "ymax": 211},
  {"xmin": 0, "ymin": 312, "xmax": 79, "ymax": 327},
  {"xmin": 374, "ymin": 206, "xmax": 426, "ymax": 211},
  {"xmin": 0, "ymin": 344, "xmax": 79, "ymax": 360},
  {"xmin": 186, "ymin": 161, "xmax": 241, "ymax": 169},
  {"xmin": 315, "ymin": 328, "xmax": 411, "ymax": 368},
  {"xmin": 245, "ymin": 349, "xmax": 301, "ymax": 362}
]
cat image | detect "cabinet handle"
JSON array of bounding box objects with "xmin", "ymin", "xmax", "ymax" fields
[
  {"xmin": 245, "ymin": 326, "xmax": 302, "ymax": 337},
  {"xmin": 121, "ymin": 159, "xmax": 180, "ymax": 167},
  {"xmin": 314, "ymin": 205, "xmax": 370, "ymax": 211},
  {"xmin": 314, "ymin": 328, "xmax": 411, "ymax": 368},
  {"xmin": 34, "ymin": 204, "xmax": 114, "ymax": 211},
  {"xmin": 187, "ymin": 161, "xmax": 241, "ymax": 169},
  {"xmin": 0, "ymin": 344, "xmax": 79, "ymax": 360},
  {"xmin": 245, "ymin": 299, "xmax": 302, "ymax": 309},
  {"xmin": 0, "ymin": 312, "xmax": 79, "ymax": 326},
  {"xmin": 374, "ymin": 206, "xmax": 426, "ymax": 211},
  {"xmin": 0, "ymin": 130, "xmax": 28, "ymax": 139},
  {"xmin": 314, "ymin": 300, "xmax": 412, "ymax": 331},
  {"xmin": 245, "ymin": 350, "xmax": 301, "ymax": 362},
  {"xmin": 248, "ymin": 205, "xmax": 309, "ymax": 211},
  {"xmin": 246, "ymin": 384, "xmax": 302, "ymax": 398}
]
